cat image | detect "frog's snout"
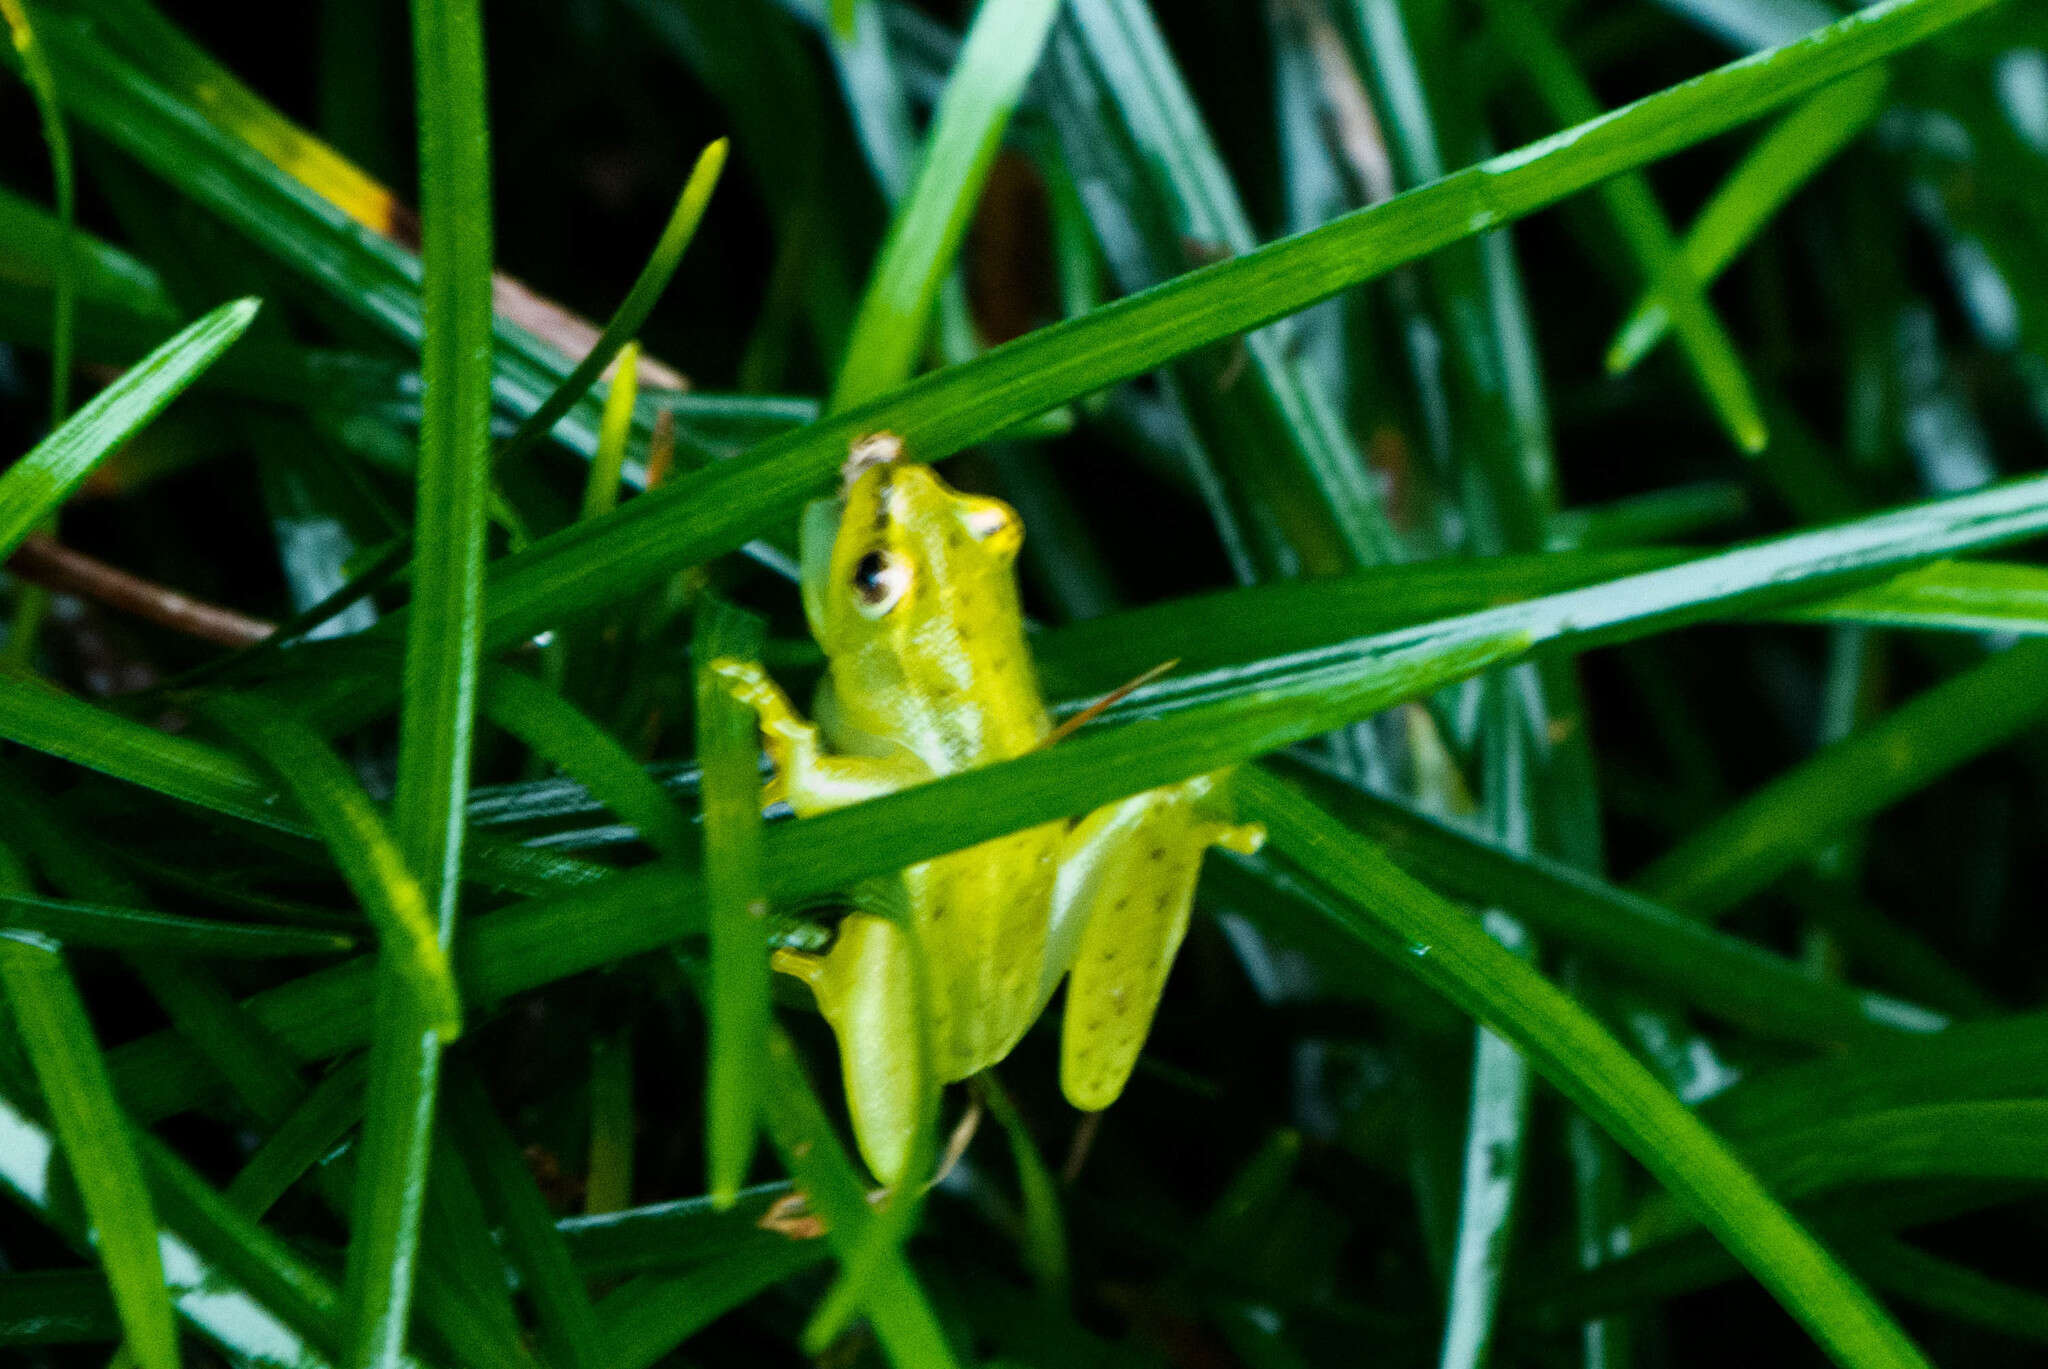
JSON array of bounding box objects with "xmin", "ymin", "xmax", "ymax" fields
[{"xmin": 842, "ymin": 431, "xmax": 905, "ymax": 490}]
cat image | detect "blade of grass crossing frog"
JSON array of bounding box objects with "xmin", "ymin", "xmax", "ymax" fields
[
  {"xmin": 198, "ymin": 694, "xmax": 462, "ymax": 1040},
  {"xmin": 695, "ymin": 598, "xmax": 773, "ymax": 1207},
  {"xmin": 761, "ymin": 1031, "xmax": 961, "ymax": 1369},
  {"xmin": 1636, "ymin": 639, "xmax": 2048, "ymax": 918},
  {"xmin": 345, "ymin": 0, "xmax": 494, "ymax": 1363},
  {"xmin": 0, "ymin": 933, "xmax": 179, "ymax": 1369},
  {"xmin": 462, "ymin": 0, "xmax": 2003, "ymax": 650},
  {"xmin": 444, "ymin": 1066, "xmax": 602, "ymax": 1369},
  {"xmin": 1609, "ymin": 66, "xmax": 1891, "ymax": 372},
  {"xmin": 0, "ymin": 0, "xmax": 76, "ymax": 426},
  {"xmin": 829, "ymin": 0, "xmax": 1060, "ymax": 408},
  {"xmin": 480, "ymin": 667, "xmax": 695, "ymax": 859},
  {"xmin": 0, "ymin": 298, "xmax": 258, "ymax": 560},
  {"xmin": 1231, "ymin": 767, "xmax": 1935, "ymax": 1369},
  {"xmin": 1481, "ymin": 0, "xmax": 1769, "ymax": 452},
  {"xmin": 753, "ymin": 467, "xmax": 2048, "ymax": 908},
  {"xmin": 498, "ymin": 143, "xmax": 727, "ymax": 472}
]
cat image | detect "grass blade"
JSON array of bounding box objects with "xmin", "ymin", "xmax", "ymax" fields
[
  {"xmin": 199, "ymin": 694, "xmax": 461, "ymax": 1040},
  {"xmin": 343, "ymin": 0, "xmax": 495, "ymax": 1361},
  {"xmin": 0, "ymin": 297, "xmax": 257, "ymax": 560},
  {"xmin": 694, "ymin": 598, "xmax": 771, "ymax": 1207},
  {"xmin": 497, "ymin": 140, "xmax": 726, "ymax": 470},
  {"xmin": 0, "ymin": 890, "xmax": 352, "ymax": 958},
  {"xmin": 0, "ymin": 0, "xmax": 77, "ymax": 426},
  {"xmin": 0, "ymin": 934, "xmax": 179, "ymax": 1369},
  {"xmin": 464, "ymin": 0, "xmax": 2001, "ymax": 648},
  {"xmin": 1232, "ymin": 765, "xmax": 1931, "ymax": 1369},
  {"xmin": 1609, "ymin": 66, "xmax": 1891, "ymax": 372},
  {"xmin": 831, "ymin": 0, "xmax": 1060, "ymax": 408}
]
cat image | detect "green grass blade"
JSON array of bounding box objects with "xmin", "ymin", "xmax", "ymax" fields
[
  {"xmin": 480, "ymin": 667, "xmax": 693, "ymax": 858},
  {"xmin": 830, "ymin": 0, "xmax": 1059, "ymax": 407},
  {"xmin": 1482, "ymin": 0, "xmax": 1768, "ymax": 452},
  {"xmin": 591, "ymin": 1241, "xmax": 825, "ymax": 1369},
  {"xmin": 0, "ymin": 890, "xmax": 352, "ymax": 958},
  {"xmin": 576, "ymin": 341, "xmax": 639, "ymax": 520},
  {"xmin": 497, "ymin": 140, "xmax": 726, "ymax": 470},
  {"xmin": 0, "ymin": 296, "xmax": 257, "ymax": 560},
  {"xmin": 0, "ymin": 182, "xmax": 175, "ymax": 321},
  {"xmin": 1609, "ymin": 66, "xmax": 1890, "ymax": 372},
  {"xmin": 0, "ymin": 0, "xmax": 77, "ymax": 426},
  {"xmin": 1848, "ymin": 1236, "xmax": 2048, "ymax": 1346},
  {"xmin": 0, "ymin": 934, "xmax": 179, "ymax": 1369},
  {"xmin": 0, "ymin": 1269, "xmax": 118, "ymax": 1345},
  {"xmin": 343, "ymin": 0, "xmax": 494, "ymax": 1361},
  {"xmin": 752, "ymin": 470, "xmax": 2048, "ymax": 908},
  {"xmin": 557, "ymin": 1185, "xmax": 794, "ymax": 1278},
  {"xmin": 199, "ymin": 694, "xmax": 461, "ymax": 1040},
  {"xmin": 222, "ymin": 1052, "xmax": 370, "ymax": 1218},
  {"xmin": 444, "ymin": 1066, "xmax": 601, "ymax": 1369},
  {"xmin": 1265, "ymin": 760, "xmax": 1943, "ymax": 1045},
  {"xmin": 978, "ymin": 1073, "xmax": 1069, "ymax": 1297},
  {"xmin": 1638, "ymin": 640, "xmax": 2048, "ymax": 917},
  {"xmin": 466, "ymin": 0, "xmax": 2000, "ymax": 647},
  {"xmin": 1232, "ymin": 766, "xmax": 1932, "ymax": 1369},
  {"xmin": 760, "ymin": 1030, "xmax": 960, "ymax": 1369},
  {"xmin": 694, "ymin": 599, "xmax": 771, "ymax": 1208}
]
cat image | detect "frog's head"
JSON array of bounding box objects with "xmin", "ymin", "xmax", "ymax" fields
[{"xmin": 799, "ymin": 436, "xmax": 1023, "ymax": 658}]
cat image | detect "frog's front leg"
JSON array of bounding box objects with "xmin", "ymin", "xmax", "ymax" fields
[
  {"xmin": 709, "ymin": 659, "xmax": 927, "ymax": 814},
  {"xmin": 1046, "ymin": 773, "xmax": 1264, "ymax": 1113}
]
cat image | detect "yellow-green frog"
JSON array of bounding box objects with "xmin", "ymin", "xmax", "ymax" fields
[{"xmin": 714, "ymin": 435, "xmax": 1261, "ymax": 1182}]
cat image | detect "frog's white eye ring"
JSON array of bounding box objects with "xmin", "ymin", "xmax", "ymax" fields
[
  {"xmin": 962, "ymin": 503, "xmax": 1013, "ymax": 543},
  {"xmin": 851, "ymin": 549, "xmax": 911, "ymax": 616}
]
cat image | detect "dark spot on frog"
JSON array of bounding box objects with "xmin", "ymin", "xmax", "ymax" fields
[
  {"xmin": 1156, "ymin": 893, "xmax": 1172, "ymax": 913},
  {"xmin": 1114, "ymin": 896, "xmax": 1129, "ymax": 911},
  {"xmin": 1149, "ymin": 846, "xmax": 1166, "ymax": 861}
]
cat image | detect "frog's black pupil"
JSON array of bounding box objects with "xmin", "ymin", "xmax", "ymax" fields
[{"xmin": 853, "ymin": 551, "xmax": 889, "ymax": 601}]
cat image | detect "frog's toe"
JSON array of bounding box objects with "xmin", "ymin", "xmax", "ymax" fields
[{"xmin": 1209, "ymin": 820, "xmax": 1266, "ymax": 856}]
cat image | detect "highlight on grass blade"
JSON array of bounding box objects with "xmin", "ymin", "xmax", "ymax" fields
[
  {"xmin": 0, "ymin": 297, "xmax": 259, "ymax": 561},
  {"xmin": 196, "ymin": 694, "xmax": 461, "ymax": 1040},
  {"xmin": 498, "ymin": 138, "xmax": 728, "ymax": 469}
]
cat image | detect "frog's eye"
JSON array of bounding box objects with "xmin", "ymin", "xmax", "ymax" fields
[{"xmin": 851, "ymin": 550, "xmax": 910, "ymax": 616}]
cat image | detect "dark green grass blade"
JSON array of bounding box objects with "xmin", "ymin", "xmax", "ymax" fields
[
  {"xmin": 1261, "ymin": 760, "xmax": 1943, "ymax": 1045},
  {"xmin": 444, "ymin": 1067, "xmax": 600, "ymax": 1369},
  {"xmin": 199, "ymin": 694, "xmax": 461, "ymax": 1038},
  {"xmin": 0, "ymin": 934, "xmax": 179, "ymax": 1369},
  {"xmin": 761, "ymin": 1030, "xmax": 960, "ymax": 1369},
  {"xmin": 1482, "ymin": 0, "xmax": 1768, "ymax": 451},
  {"xmin": 0, "ymin": 890, "xmax": 352, "ymax": 957},
  {"xmin": 222, "ymin": 1053, "xmax": 370, "ymax": 1218},
  {"xmin": 0, "ymin": 0, "xmax": 78, "ymax": 427},
  {"xmin": 480, "ymin": 667, "xmax": 693, "ymax": 858},
  {"xmin": 451, "ymin": 0, "xmax": 2001, "ymax": 651},
  {"xmin": 831, "ymin": 0, "xmax": 1059, "ymax": 407},
  {"xmin": 496, "ymin": 139, "xmax": 726, "ymax": 470},
  {"xmin": 1848, "ymin": 1236, "xmax": 2048, "ymax": 1346},
  {"xmin": 1232, "ymin": 766, "xmax": 1931, "ymax": 1369},
  {"xmin": 1638, "ymin": 639, "xmax": 2048, "ymax": 916},
  {"xmin": 694, "ymin": 600, "xmax": 770, "ymax": 1208},
  {"xmin": 0, "ymin": 297, "xmax": 257, "ymax": 559},
  {"xmin": 1609, "ymin": 66, "xmax": 1891, "ymax": 371},
  {"xmin": 0, "ymin": 1269, "xmax": 118, "ymax": 1345},
  {"xmin": 343, "ymin": 0, "xmax": 494, "ymax": 1362},
  {"xmin": 590, "ymin": 1240, "xmax": 825, "ymax": 1369}
]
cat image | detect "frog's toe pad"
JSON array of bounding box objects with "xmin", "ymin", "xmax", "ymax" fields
[{"xmin": 1211, "ymin": 821, "xmax": 1265, "ymax": 856}]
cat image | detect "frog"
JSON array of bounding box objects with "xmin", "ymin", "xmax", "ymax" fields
[{"xmin": 713, "ymin": 434, "xmax": 1262, "ymax": 1183}]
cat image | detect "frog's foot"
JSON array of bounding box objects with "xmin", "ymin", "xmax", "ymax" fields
[
  {"xmin": 1204, "ymin": 819, "xmax": 1265, "ymax": 856},
  {"xmin": 710, "ymin": 657, "xmax": 819, "ymax": 811}
]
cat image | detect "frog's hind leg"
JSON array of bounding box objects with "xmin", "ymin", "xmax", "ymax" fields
[
  {"xmin": 772, "ymin": 915, "xmax": 923, "ymax": 1185},
  {"xmin": 1049, "ymin": 774, "xmax": 1263, "ymax": 1113}
]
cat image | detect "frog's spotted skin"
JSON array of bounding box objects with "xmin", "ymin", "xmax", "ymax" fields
[
  {"xmin": 1051, "ymin": 776, "xmax": 1265, "ymax": 1111},
  {"xmin": 720, "ymin": 443, "xmax": 1261, "ymax": 1182}
]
